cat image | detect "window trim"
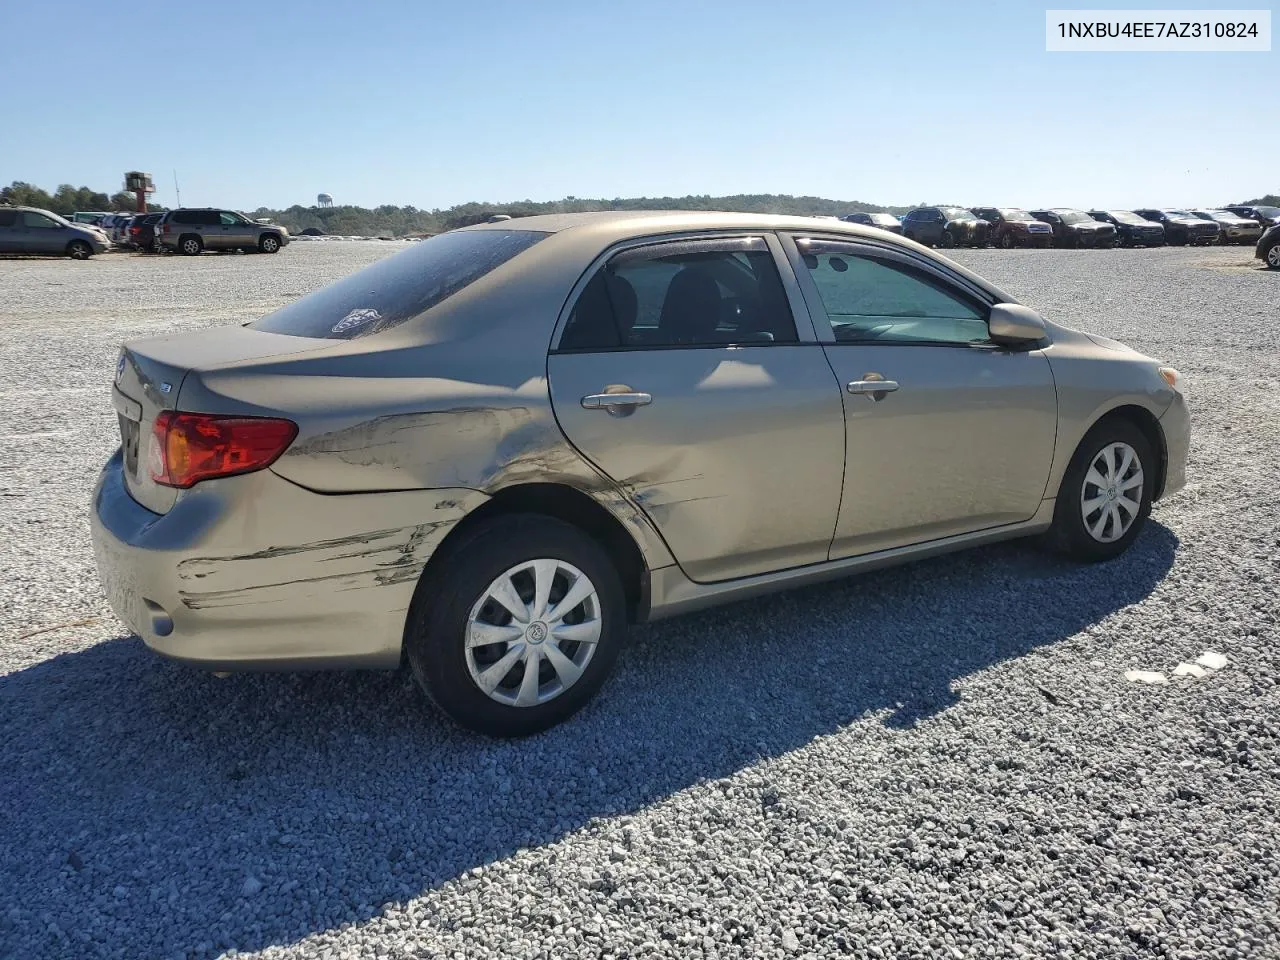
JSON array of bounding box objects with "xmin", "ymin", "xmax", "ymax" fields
[
  {"xmin": 779, "ymin": 233, "xmax": 1004, "ymax": 349},
  {"xmin": 549, "ymin": 231, "xmax": 821, "ymax": 354}
]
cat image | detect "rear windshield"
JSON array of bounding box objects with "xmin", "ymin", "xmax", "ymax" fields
[
  {"xmin": 1106, "ymin": 211, "xmax": 1148, "ymax": 225},
  {"xmin": 250, "ymin": 229, "xmax": 548, "ymax": 340}
]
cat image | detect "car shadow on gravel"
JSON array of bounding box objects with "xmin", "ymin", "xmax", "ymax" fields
[{"xmin": 0, "ymin": 523, "xmax": 1178, "ymax": 958}]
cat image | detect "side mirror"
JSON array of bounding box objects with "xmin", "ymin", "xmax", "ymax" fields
[{"xmin": 989, "ymin": 303, "xmax": 1046, "ymax": 344}]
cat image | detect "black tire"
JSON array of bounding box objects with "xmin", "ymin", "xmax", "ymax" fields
[
  {"xmin": 178, "ymin": 234, "xmax": 203, "ymax": 256},
  {"xmin": 405, "ymin": 514, "xmax": 626, "ymax": 737},
  {"xmin": 66, "ymin": 241, "xmax": 92, "ymax": 260},
  {"xmin": 1000, "ymin": 232, "xmax": 1016, "ymax": 250},
  {"xmin": 939, "ymin": 230, "xmax": 956, "ymax": 249},
  {"xmin": 1045, "ymin": 418, "xmax": 1155, "ymax": 563},
  {"xmin": 1261, "ymin": 238, "xmax": 1280, "ymax": 270},
  {"xmin": 258, "ymin": 234, "xmax": 281, "ymax": 254}
]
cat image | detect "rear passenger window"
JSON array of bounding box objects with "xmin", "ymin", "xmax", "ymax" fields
[
  {"xmin": 558, "ymin": 238, "xmax": 798, "ymax": 351},
  {"xmin": 0, "ymin": 210, "xmax": 16, "ymax": 227}
]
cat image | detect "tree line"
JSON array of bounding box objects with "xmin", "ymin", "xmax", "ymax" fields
[
  {"xmin": 4, "ymin": 180, "xmax": 1276, "ymax": 236},
  {"xmin": 0, "ymin": 181, "xmax": 162, "ymax": 216}
]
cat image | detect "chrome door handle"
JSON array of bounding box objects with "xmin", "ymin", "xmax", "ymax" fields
[
  {"xmin": 847, "ymin": 379, "xmax": 900, "ymax": 396},
  {"xmin": 581, "ymin": 392, "xmax": 652, "ymax": 416}
]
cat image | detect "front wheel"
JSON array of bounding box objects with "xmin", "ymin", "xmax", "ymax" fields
[
  {"xmin": 1045, "ymin": 419, "xmax": 1154, "ymax": 562},
  {"xmin": 258, "ymin": 234, "xmax": 281, "ymax": 254},
  {"xmin": 66, "ymin": 241, "xmax": 93, "ymax": 260},
  {"xmin": 405, "ymin": 515, "xmax": 626, "ymax": 737},
  {"xmin": 1000, "ymin": 232, "xmax": 1016, "ymax": 249},
  {"xmin": 1264, "ymin": 239, "xmax": 1280, "ymax": 270},
  {"xmin": 939, "ymin": 230, "xmax": 956, "ymax": 249}
]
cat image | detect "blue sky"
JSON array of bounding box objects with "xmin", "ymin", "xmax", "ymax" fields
[{"xmin": 3, "ymin": 1, "xmax": 1273, "ymax": 210}]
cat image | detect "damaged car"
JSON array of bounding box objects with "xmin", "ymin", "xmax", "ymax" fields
[{"xmin": 92, "ymin": 212, "xmax": 1189, "ymax": 736}]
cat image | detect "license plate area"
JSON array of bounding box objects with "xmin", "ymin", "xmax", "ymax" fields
[{"xmin": 119, "ymin": 414, "xmax": 141, "ymax": 475}]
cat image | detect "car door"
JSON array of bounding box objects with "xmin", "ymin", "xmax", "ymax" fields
[
  {"xmin": 781, "ymin": 234, "xmax": 1058, "ymax": 558},
  {"xmin": 547, "ymin": 233, "xmax": 847, "ymax": 583},
  {"xmin": 19, "ymin": 211, "xmax": 68, "ymax": 253},
  {"xmin": 0, "ymin": 209, "xmax": 18, "ymax": 251},
  {"xmin": 220, "ymin": 211, "xmax": 257, "ymax": 247}
]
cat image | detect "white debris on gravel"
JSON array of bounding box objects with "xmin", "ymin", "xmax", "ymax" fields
[
  {"xmin": 1174, "ymin": 662, "xmax": 1209, "ymax": 678},
  {"xmin": 1196, "ymin": 651, "xmax": 1230, "ymax": 671},
  {"xmin": 2, "ymin": 245, "xmax": 1278, "ymax": 960},
  {"xmin": 1124, "ymin": 670, "xmax": 1169, "ymax": 685}
]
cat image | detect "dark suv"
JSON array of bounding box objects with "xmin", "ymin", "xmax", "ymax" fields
[
  {"xmin": 1028, "ymin": 209, "xmax": 1117, "ymax": 248},
  {"xmin": 970, "ymin": 208, "xmax": 1053, "ymax": 248},
  {"xmin": 1088, "ymin": 210, "xmax": 1165, "ymax": 247},
  {"xmin": 1131, "ymin": 209, "xmax": 1219, "ymax": 246},
  {"xmin": 900, "ymin": 206, "xmax": 989, "ymax": 248},
  {"xmin": 156, "ymin": 208, "xmax": 290, "ymax": 255},
  {"xmin": 841, "ymin": 212, "xmax": 903, "ymax": 235},
  {"xmin": 1257, "ymin": 222, "xmax": 1280, "ymax": 270}
]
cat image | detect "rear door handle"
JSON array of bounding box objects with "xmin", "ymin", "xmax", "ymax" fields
[
  {"xmin": 581, "ymin": 392, "xmax": 652, "ymax": 416},
  {"xmin": 847, "ymin": 380, "xmax": 900, "ymax": 396}
]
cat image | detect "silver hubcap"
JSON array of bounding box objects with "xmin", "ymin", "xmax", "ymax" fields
[
  {"xmin": 1267, "ymin": 244, "xmax": 1280, "ymax": 267},
  {"xmin": 1081, "ymin": 441, "xmax": 1144, "ymax": 543},
  {"xmin": 263, "ymin": 239, "xmax": 277, "ymax": 251},
  {"xmin": 465, "ymin": 558, "xmax": 601, "ymax": 707},
  {"xmin": 183, "ymin": 240, "xmax": 199, "ymax": 254}
]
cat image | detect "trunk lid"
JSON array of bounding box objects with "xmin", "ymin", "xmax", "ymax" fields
[{"xmin": 110, "ymin": 327, "xmax": 332, "ymax": 514}]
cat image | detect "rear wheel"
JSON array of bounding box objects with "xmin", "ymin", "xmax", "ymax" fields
[
  {"xmin": 179, "ymin": 235, "xmax": 203, "ymax": 256},
  {"xmin": 1046, "ymin": 419, "xmax": 1154, "ymax": 562},
  {"xmin": 66, "ymin": 241, "xmax": 92, "ymax": 260},
  {"xmin": 405, "ymin": 515, "xmax": 626, "ymax": 737},
  {"xmin": 1000, "ymin": 232, "xmax": 1016, "ymax": 249},
  {"xmin": 258, "ymin": 234, "xmax": 281, "ymax": 254},
  {"xmin": 939, "ymin": 230, "xmax": 956, "ymax": 249}
]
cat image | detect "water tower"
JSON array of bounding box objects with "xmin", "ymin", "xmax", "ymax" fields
[{"xmin": 317, "ymin": 193, "xmax": 333, "ymax": 208}]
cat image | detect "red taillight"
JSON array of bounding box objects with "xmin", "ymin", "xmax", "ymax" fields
[
  {"xmin": 149, "ymin": 412, "xmax": 297, "ymax": 488},
  {"xmin": 162, "ymin": 224, "xmax": 171, "ymax": 234},
  {"xmin": 130, "ymin": 226, "xmax": 141, "ymax": 236}
]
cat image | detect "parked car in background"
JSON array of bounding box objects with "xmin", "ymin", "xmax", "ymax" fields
[
  {"xmin": 0, "ymin": 206, "xmax": 110, "ymax": 259},
  {"xmin": 900, "ymin": 206, "xmax": 990, "ymax": 248},
  {"xmin": 112, "ymin": 215, "xmax": 137, "ymax": 247},
  {"xmin": 1257, "ymin": 221, "xmax": 1280, "ymax": 269},
  {"xmin": 0, "ymin": 207, "xmax": 110, "ymax": 259},
  {"xmin": 129, "ymin": 212, "xmax": 166, "ymax": 253},
  {"xmin": 70, "ymin": 211, "xmax": 109, "ymax": 225},
  {"xmin": 1223, "ymin": 205, "xmax": 1280, "ymax": 227},
  {"xmin": 1028, "ymin": 209, "xmax": 1117, "ymax": 248},
  {"xmin": 1190, "ymin": 209, "xmax": 1263, "ymax": 245},
  {"xmin": 1132, "ymin": 210, "xmax": 1218, "ymax": 246},
  {"xmin": 1088, "ymin": 210, "xmax": 1165, "ymax": 247},
  {"xmin": 90, "ymin": 211, "xmax": 1188, "ymax": 736},
  {"xmin": 156, "ymin": 208, "xmax": 291, "ymax": 255},
  {"xmin": 970, "ymin": 208, "xmax": 1053, "ymax": 248},
  {"xmin": 841, "ymin": 212, "xmax": 903, "ymax": 235}
]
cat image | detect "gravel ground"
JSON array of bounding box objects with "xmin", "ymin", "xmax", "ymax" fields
[{"xmin": 1, "ymin": 243, "xmax": 1277, "ymax": 960}]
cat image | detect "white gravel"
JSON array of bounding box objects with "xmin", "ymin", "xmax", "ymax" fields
[{"xmin": 1, "ymin": 244, "xmax": 1277, "ymax": 960}]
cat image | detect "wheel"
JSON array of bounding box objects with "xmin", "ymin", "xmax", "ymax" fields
[
  {"xmin": 939, "ymin": 230, "xmax": 956, "ymax": 249},
  {"xmin": 1265, "ymin": 239, "xmax": 1280, "ymax": 270},
  {"xmin": 405, "ymin": 514, "xmax": 625, "ymax": 737},
  {"xmin": 66, "ymin": 241, "xmax": 92, "ymax": 260},
  {"xmin": 1045, "ymin": 419, "xmax": 1154, "ymax": 562},
  {"xmin": 179, "ymin": 235, "xmax": 203, "ymax": 256},
  {"xmin": 258, "ymin": 234, "xmax": 281, "ymax": 254},
  {"xmin": 1000, "ymin": 232, "xmax": 1016, "ymax": 250}
]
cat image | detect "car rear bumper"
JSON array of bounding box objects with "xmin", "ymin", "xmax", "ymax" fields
[
  {"xmin": 1158, "ymin": 392, "xmax": 1189, "ymax": 500},
  {"xmin": 90, "ymin": 450, "xmax": 486, "ymax": 671}
]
